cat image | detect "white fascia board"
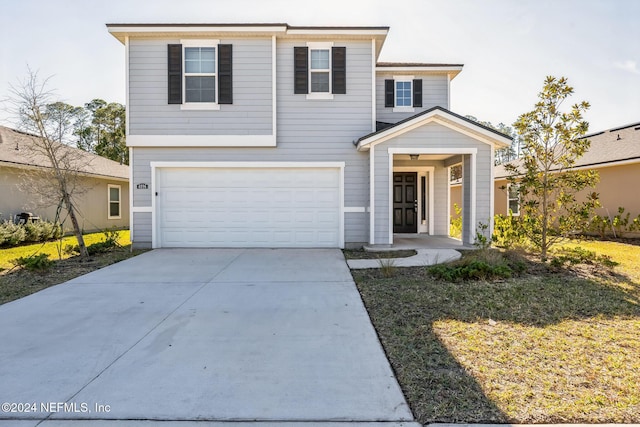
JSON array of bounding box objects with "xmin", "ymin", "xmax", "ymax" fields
[
  {"xmin": 149, "ymin": 161, "xmax": 345, "ymax": 169},
  {"xmin": 108, "ymin": 25, "xmax": 288, "ymax": 34},
  {"xmin": 127, "ymin": 134, "xmax": 276, "ymax": 147},
  {"xmin": 388, "ymin": 147, "xmax": 478, "ymax": 155},
  {"xmin": 377, "ymin": 66, "xmax": 463, "ymax": 74},
  {"xmin": 357, "ymin": 110, "xmax": 512, "ymax": 151},
  {"xmin": 287, "ymin": 28, "xmax": 389, "ymax": 36}
]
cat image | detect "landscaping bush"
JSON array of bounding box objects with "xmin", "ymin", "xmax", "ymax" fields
[
  {"xmin": 12, "ymin": 253, "xmax": 53, "ymax": 271},
  {"xmin": 428, "ymin": 249, "xmax": 526, "ymax": 282},
  {"xmin": 0, "ymin": 220, "xmax": 62, "ymax": 247},
  {"xmin": 550, "ymin": 246, "xmax": 618, "ymax": 269},
  {"xmin": 450, "ymin": 203, "xmax": 462, "ymax": 239},
  {"xmin": 493, "ymin": 213, "xmax": 528, "ymax": 249},
  {"xmin": 65, "ymin": 228, "xmax": 122, "ymax": 256}
]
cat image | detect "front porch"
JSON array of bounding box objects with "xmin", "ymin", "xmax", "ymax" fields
[{"xmin": 364, "ymin": 234, "xmax": 474, "ymax": 251}]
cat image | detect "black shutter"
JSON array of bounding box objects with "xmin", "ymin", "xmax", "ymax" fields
[
  {"xmin": 384, "ymin": 79, "xmax": 394, "ymax": 107},
  {"xmin": 218, "ymin": 44, "xmax": 233, "ymax": 104},
  {"xmin": 167, "ymin": 44, "xmax": 182, "ymax": 104},
  {"xmin": 413, "ymin": 79, "xmax": 422, "ymax": 108},
  {"xmin": 332, "ymin": 47, "xmax": 346, "ymax": 94},
  {"xmin": 294, "ymin": 46, "xmax": 308, "ymax": 94}
]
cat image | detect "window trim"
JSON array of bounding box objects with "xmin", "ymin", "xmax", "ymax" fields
[
  {"xmin": 108, "ymin": 184, "xmax": 122, "ymax": 220},
  {"xmin": 306, "ymin": 42, "xmax": 334, "ymax": 100},
  {"xmin": 393, "ymin": 75, "xmax": 415, "ymax": 113},
  {"xmin": 507, "ymin": 183, "xmax": 520, "ymax": 216},
  {"xmin": 181, "ymin": 39, "xmax": 220, "ymax": 110}
]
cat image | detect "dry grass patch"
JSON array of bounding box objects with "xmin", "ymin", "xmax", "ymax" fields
[{"xmin": 353, "ymin": 242, "xmax": 640, "ymax": 423}]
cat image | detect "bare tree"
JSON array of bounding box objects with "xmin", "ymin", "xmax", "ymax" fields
[{"xmin": 8, "ymin": 69, "xmax": 90, "ymax": 258}]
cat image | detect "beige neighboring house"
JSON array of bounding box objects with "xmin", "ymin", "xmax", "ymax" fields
[
  {"xmin": 0, "ymin": 125, "xmax": 129, "ymax": 231},
  {"xmin": 451, "ymin": 121, "xmax": 640, "ymax": 228}
]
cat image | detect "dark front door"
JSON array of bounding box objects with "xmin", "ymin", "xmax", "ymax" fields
[{"xmin": 393, "ymin": 172, "xmax": 417, "ymax": 233}]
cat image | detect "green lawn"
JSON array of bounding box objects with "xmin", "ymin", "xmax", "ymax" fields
[
  {"xmin": 0, "ymin": 230, "xmax": 131, "ymax": 271},
  {"xmin": 352, "ymin": 239, "xmax": 640, "ymax": 424}
]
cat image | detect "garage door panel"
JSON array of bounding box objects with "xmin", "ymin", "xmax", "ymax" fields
[{"xmin": 157, "ymin": 167, "xmax": 341, "ymax": 248}]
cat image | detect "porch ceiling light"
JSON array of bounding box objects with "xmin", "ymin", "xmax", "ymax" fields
[{"xmin": 410, "ymin": 154, "xmax": 419, "ymax": 160}]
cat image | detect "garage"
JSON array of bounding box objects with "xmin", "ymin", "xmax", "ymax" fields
[{"xmin": 153, "ymin": 163, "xmax": 343, "ymax": 248}]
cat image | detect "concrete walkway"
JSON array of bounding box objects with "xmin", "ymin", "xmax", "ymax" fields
[
  {"xmin": 347, "ymin": 248, "xmax": 461, "ymax": 269},
  {"xmin": 0, "ymin": 249, "xmax": 418, "ymax": 427}
]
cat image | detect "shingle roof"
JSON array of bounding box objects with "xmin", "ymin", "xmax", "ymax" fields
[
  {"xmin": 0, "ymin": 126, "xmax": 129, "ymax": 180},
  {"xmin": 495, "ymin": 122, "xmax": 640, "ymax": 179}
]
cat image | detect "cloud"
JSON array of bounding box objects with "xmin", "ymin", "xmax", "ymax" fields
[{"xmin": 614, "ymin": 60, "xmax": 640, "ymax": 74}]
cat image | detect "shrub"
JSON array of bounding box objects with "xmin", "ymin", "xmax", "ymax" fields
[
  {"xmin": 12, "ymin": 253, "xmax": 53, "ymax": 271},
  {"xmin": 66, "ymin": 228, "xmax": 122, "ymax": 256},
  {"xmin": 377, "ymin": 258, "xmax": 396, "ymax": 278},
  {"xmin": 428, "ymin": 249, "xmax": 526, "ymax": 282},
  {"xmin": 550, "ymin": 246, "xmax": 618, "ymax": 269},
  {"xmin": 493, "ymin": 213, "xmax": 527, "ymax": 249},
  {"xmin": 0, "ymin": 220, "xmax": 62, "ymax": 247}
]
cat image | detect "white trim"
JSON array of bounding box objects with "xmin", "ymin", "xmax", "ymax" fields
[
  {"xmin": 272, "ymin": 35, "xmax": 277, "ymax": 141},
  {"xmin": 181, "ymin": 40, "xmax": 219, "ymax": 107},
  {"xmin": 306, "ymin": 93, "xmax": 334, "ymax": 100},
  {"xmin": 447, "ymin": 73, "xmax": 451, "ymax": 109},
  {"xmin": 150, "ymin": 161, "xmax": 345, "ymax": 169},
  {"xmin": 389, "ymin": 147, "xmax": 478, "ymax": 155},
  {"xmin": 129, "ymin": 147, "xmax": 133, "ymax": 242},
  {"xmin": 506, "ymin": 183, "xmax": 521, "ymax": 217},
  {"xmin": 181, "ymin": 38, "xmax": 220, "ymax": 47},
  {"xmin": 357, "ymin": 109, "xmax": 512, "ymax": 150},
  {"xmin": 393, "ymin": 106, "xmax": 415, "ymax": 113},
  {"xmin": 393, "ymin": 166, "xmax": 435, "ymax": 235},
  {"xmin": 108, "ymin": 184, "xmax": 122, "ymax": 220},
  {"xmin": 490, "ymin": 145, "xmax": 496, "ymax": 232},
  {"xmin": 344, "ymin": 207, "xmax": 367, "ymax": 213},
  {"xmin": 471, "ymin": 153, "xmax": 477, "ymax": 242},
  {"xmin": 288, "ymin": 28, "xmax": 388, "ymax": 36},
  {"xmin": 371, "ymin": 39, "xmax": 376, "ymax": 133},
  {"xmin": 127, "ymin": 134, "xmax": 276, "ymax": 147},
  {"xmin": 124, "ymin": 36, "xmax": 130, "ymax": 137},
  {"xmin": 132, "ymin": 206, "xmax": 152, "ymax": 213},
  {"xmin": 306, "ymin": 41, "xmax": 334, "ymax": 49},
  {"xmin": 151, "ymin": 161, "xmax": 346, "ymax": 249},
  {"xmin": 387, "ymin": 161, "xmax": 395, "ymax": 244},
  {"xmin": 180, "ymin": 103, "xmax": 220, "ymax": 111},
  {"xmin": 369, "ymin": 144, "xmax": 375, "ymax": 245},
  {"xmin": 393, "ymin": 75, "xmax": 414, "ymax": 80},
  {"xmin": 447, "ymin": 166, "xmax": 451, "ymax": 236},
  {"xmin": 377, "ymin": 66, "xmax": 463, "ymax": 74},
  {"xmin": 108, "ymin": 25, "xmax": 288, "ymax": 35}
]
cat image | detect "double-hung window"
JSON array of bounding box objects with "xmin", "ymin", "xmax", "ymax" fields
[
  {"xmin": 310, "ymin": 49, "xmax": 330, "ymax": 93},
  {"xmin": 181, "ymin": 40, "xmax": 219, "ymax": 110},
  {"xmin": 507, "ymin": 184, "xmax": 520, "ymax": 216},
  {"xmin": 384, "ymin": 76, "xmax": 422, "ymax": 112},
  {"xmin": 395, "ymin": 80, "xmax": 412, "ymax": 107},
  {"xmin": 108, "ymin": 184, "xmax": 121, "ymax": 219}
]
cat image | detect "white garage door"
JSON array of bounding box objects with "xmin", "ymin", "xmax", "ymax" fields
[{"xmin": 156, "ymin": 166, "xmax": 341, "ymax": 248}]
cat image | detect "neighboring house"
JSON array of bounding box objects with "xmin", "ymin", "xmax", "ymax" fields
[
  {"xmin": 0, "ymin": 126, "xmax": 130, "ymax": 231},
  {"xmin": 451, "ymin": 121, "xmax": 640, "ymax": 226},
  {"xmin": 107, "ymin": 23, "xmax": 511, "ymax": 249}
]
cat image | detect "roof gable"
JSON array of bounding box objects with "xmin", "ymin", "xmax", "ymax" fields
[
  {"xmin": 356, "ymin": 107, "xmax": 512, "ymax": 151},
  {"xmin": 0, "ymin": 126, "xmax": 129, "ymax": 180}
]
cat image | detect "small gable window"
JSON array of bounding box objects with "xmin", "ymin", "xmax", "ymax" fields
[{"xmin": 385, "ymin": 77, "xmax": 423, "ymax": 112}]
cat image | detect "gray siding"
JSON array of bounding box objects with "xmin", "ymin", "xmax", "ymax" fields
[
  {"xmin": 130, "ymin": 38, "xmax": 374, "ymax": 246},
  {"xmin": 128, "ymin": 38, "xmax": 273, "ymax": 135},
  {"xmin": 375, "ymin": 73, "xmax": 449, "ymax": 123},
  {"xmin": 373, "ymin": 122, "xmax": 492, "ymax": 245}
]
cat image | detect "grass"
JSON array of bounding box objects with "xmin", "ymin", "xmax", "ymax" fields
[
  {"xmin": 0, "ymin": 230, "xmax": 145, "ymax": 305},
  {"xmin": 0, "ymin": 230, "xmax": 131, "ymax": 271},
  {"xmin": 352, "ymin": 240, "xmax": 640, "ymax": 423}
]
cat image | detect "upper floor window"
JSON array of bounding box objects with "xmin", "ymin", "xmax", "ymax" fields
[
  {"xmin": 184, "ymin": 46, "xmax": 216, "ymax": 103},
  {"xmin": 167, "ymin": 40, "xmax": 233, "ymax": 109},
  {"xmin": 294, "ymin": 44, "xmax": 346, "ymax": 99},
  {"xmin": 310, "ymin": 49, "xmax": 330, "ymax": 93},
  {"xmin": 385, "ymin": 77, "xmax": 423, "ymax": 112},
  {"xmin": 395, "ymin": 80, "xmax": 412, "ymax": 107}
]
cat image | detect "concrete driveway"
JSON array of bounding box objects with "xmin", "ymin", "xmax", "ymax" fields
[{"xmin": 0, "ymin": 249, "xmax": 418, "ymax": 426}]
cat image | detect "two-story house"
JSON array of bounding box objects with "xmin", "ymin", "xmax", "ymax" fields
[{"xmin": 107, "ymin": 23, "xmax": 511, "ymax": 249}]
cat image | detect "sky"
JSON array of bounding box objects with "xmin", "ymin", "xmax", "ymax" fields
[{"xmin": 1, "ymin": 0, "xmax": 638, "ymax": 133}]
